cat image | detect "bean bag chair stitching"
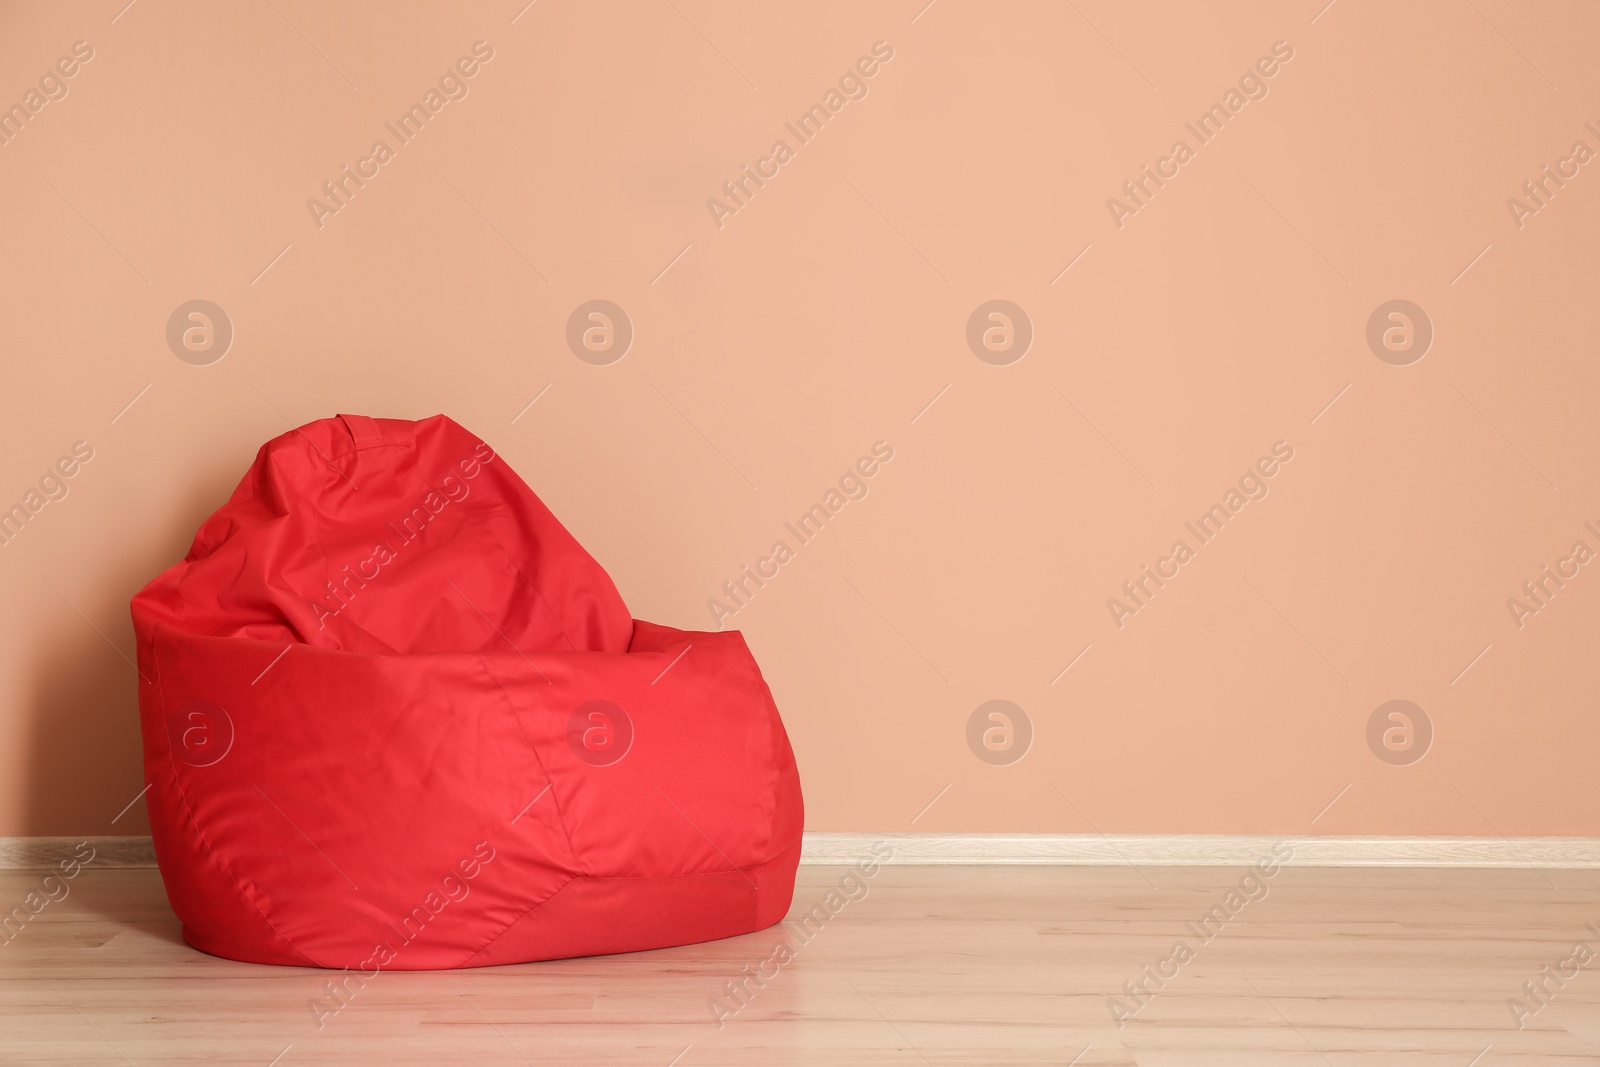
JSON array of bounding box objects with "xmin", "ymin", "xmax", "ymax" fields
[
  {"xmin": 157, "ymin": 633, "xmax": 515, "ymax": 970},
  {"xmin": 472, "ymin": 655, "xmax": 583, "ymax": 866},
  {"xmin": 303, "ymin": 527, "xmax": 344, "ymax": 643},
  {"xmin": 413, "ymin": 429, "xmax": 628, "ymax": 658},
  {"xmin": 634, "ymin": 625, "xmax": 791, "ymax": 876},
  {"xmin": 724, "ymin": 635, "xmax": 782, "ymax": 867},
  {"xmin": 458, "ymin": 475, "xmax": 583, "ymax": 655},
  {"xmin": 470, "ymin": 646, "xmax": 767, "ymax": 960},
  {"xmin": 306, "ymin": 441, "xmax": 419, "ymax": 654},
  {"xmin": 455, "ymin": 861, "xmax": 775, "ymax": 968},
  {"xmin": 751, "ymin": 672, "xmax": 782, "ymax": 867},
  {"xmin": 299, "ymin": 428, "xmax": 376, "ymax": 478},
  {"xmin": 163, "ymin": 771, "xmax": 325, "ymax": 968},
  {"xmin": 320, "ymin": 434, "xmax": 584, "ymax": 658},
  {"xmin": 265, "ymin": 578, "xmax": 405, "ymax": 655},
  {"xmin": 147, "ymin": 634, "xmax": 325, "ymax": 968},
  {"xmin": 524, "ymin": 581, "xmax": 579, "ymax": 653},
  {"xmin": 452, "ymin": 872, "xmax": 579, "ymax": 968},
  {"xmin": 622, "ymin": 624, "xmax": 786, "ymax": 879},
  {"xmin": 657, "ymin": 805, "xmax": 767, "ymax": 891},
  {"xmin": 151, "ymin": 641, "xmax": 325, "ymax": 969},
  {"xmin": 685, "ymin": 628, "xmax": 784, "ymax": 870},
  {"xmin": 442, "ymin": 432, "xmax": 632, "ymax": 657},
  {"xmin": 446, "ymin": 465, "xmax": 584, "ymax": 653},
  {"xmin": 466, "ymin": 573, "xmax": 580, "ymax": 655},
  {"xmin": 456, "ymin": 652, "xmax": 757, "ymax": 967},
  {"xmin": 335, "ymin": 412, "xmax": 385, "ymax": 453},
  {"xmin": 145, "ymin": 624, "xmax": 395, "ymax": 970}
]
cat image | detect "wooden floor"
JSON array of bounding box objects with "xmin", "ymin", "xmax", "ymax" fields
[{"xmin": 4, "ymin": 862, "xmax": 1600, "ymax": 1064}]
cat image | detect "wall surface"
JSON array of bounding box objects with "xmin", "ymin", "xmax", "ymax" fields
[{"xmin": 0, "ymin": 0, "xmax": 1596, "ymax": 838}]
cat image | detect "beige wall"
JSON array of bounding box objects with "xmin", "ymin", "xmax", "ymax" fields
[{"xmin": 2, "ymin": 0, "xmax": 1596, "ymax": 838}]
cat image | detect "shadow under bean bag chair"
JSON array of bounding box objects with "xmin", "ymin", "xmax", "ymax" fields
[{"xmin": 131, "ymin": 414, "xmax": 803, "ymax": 970}]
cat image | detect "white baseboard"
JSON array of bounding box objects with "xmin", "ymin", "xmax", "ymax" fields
[
  {"xmin": 5, "ymin": 834, "xmax": 1599, "ymax": 870},
  {"xmin": 800, "ymin": 832, "xmax": 1600, "ymax": 868}
]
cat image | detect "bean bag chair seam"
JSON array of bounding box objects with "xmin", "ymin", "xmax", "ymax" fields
[
  {"xmin": 148, "ymin": 640, "xmax": 326, "ymax": 968},
  {"xmin": 472, "ymin": 654, "xmax": 584, "ymax": 868},
  {"xmin": 454, "ymin": 872, "xmax": 579, "ymax": 968},
  {"xmin": 523, "ymin": 580, "xmax": 580, "ymax": 652},
  {"xmin": 743, "ymin": 639, "xmax": 782, "ymax": 868},
  {"xmin": 717, "ymin": 629, "xmax": 787, "ymax": 871},
  {"xmin": 333, "ymin": 440, "xmax": 584, "ymax": 655},
  {"xmin": 326, "ymin": 414, "xmax": 585, "ymax": 655},
  {"xmin": 457, "ymin": 863, "xmax": 769, "ymax": 969},
  {"xmin": 162, "ymin": 769, "xmax": 326, "ymax": 969},
  {"xmin": 459, "ymin": 478, "xmax": 582, "ymax": 654}
]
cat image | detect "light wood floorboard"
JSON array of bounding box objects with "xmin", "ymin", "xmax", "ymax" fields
[{"xmin": 3, "ymin": 864, "xmax": 1600, "ymax": 1064}]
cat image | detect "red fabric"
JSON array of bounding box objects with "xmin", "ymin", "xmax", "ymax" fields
[{"xmin": 131, "ymin": 414, "xmax": 802, "ymax": 969}]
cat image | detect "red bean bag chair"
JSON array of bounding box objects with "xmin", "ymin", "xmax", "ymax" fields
[{"xmin": 130, "ymin": 414, "xmax": 803, "ymax": 970}]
